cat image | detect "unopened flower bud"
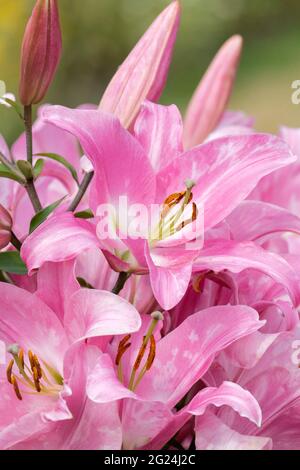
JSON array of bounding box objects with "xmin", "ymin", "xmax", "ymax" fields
[
  {"xmin": 19, "ymin": 0, "xmax": 62, "ymax": 106},
  {"xmin": 0, "ymin": 205, "xmax": 12, "ymax": 249}
]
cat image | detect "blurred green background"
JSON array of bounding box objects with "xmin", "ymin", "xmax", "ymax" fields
[{"xmin": 1, "ymin": 0, "xmax": 300, "ymax": 145}]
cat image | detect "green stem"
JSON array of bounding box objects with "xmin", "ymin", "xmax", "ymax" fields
[
  {"xmin": 67, "ymin": 171, "xmax": 94, "ymax": 212},
  {"xmin": 25, "ymin": 180, "xmax": 42, "ymax": 213},
  {"xmin": 112, "ymin": 271, "xmax": 131, "ymax": 295},
  {"xmin": 10, "ymin": 231, "xmax": 22, "ymax": 251},
  {"xmin": 24, "ymin": 105, "xmax": 33, "ymax": 165}
]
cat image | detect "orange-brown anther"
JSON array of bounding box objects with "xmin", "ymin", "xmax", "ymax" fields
[
  {"xmin": 28, "ymin": 350, "xmax": 35, "ymax": 370},
  {"xmin": 192, "ymin": 202, "xmax": 198, "ymax": 221},
  {"xmin": 33, "ymin": 354, "xmax": 42, "ymax": 379},
  {"xmin": 116, "ymin": 342, "xmax": 131, "ymax": 366},
  {"xmin": 6, "ymin": 359, "xmax": 14, "ymax": 384},
  {"xmin": 32, "ymin": 366, "xmax": 41, "ymax": 392},
  {"xmin": 11, "ymin": 375, "xmax": 22, "ymax": 400},
  {"xmin": 133, "ymin": 337, "xmax": 147, "ymax": 371},
  {"xmin": 18, "ymin": 349, "xmax": 25, "ymax": 369},
  {"xmin": 115, "ymin": 335, "xmax": 131, "ymax": 366},
  {"xmin": 146, "ymin": 335, "xmax": 156, "ymax": 371},
  {"xmin": 161, "ymin": 192, "xmax": 185, "ymax": 218}
]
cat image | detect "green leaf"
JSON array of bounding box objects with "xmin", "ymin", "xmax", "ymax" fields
[
  {"xmin": 0, "ymin": 252, "xmax": 27, "ymax": 275},
  {"xmin": 29, "ymin": 197, "xmax": 66, "ymax": 233},
  {"xmin": 74, "ymin": 208, "xmax": 94, "ymax": 219},
  {"xmin": 33, "ymin": 159, "xmax": 45, "ymax": 179},
  {"xmin": 0, "ymin": 163, "xmax": 23, "ymax": 182},
  {"xmin": 35, "ymin": 153, "xmax": 79, "ymax": 185},
  {"xmin": 4, "ymin": 98, "xmax": 24, "ymax": 120}
]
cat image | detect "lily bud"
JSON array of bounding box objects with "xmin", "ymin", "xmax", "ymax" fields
[
  {"xmin": 0, "ymin": 205, "xmax": 12, "ymax": 249},
  {"xmin": 184, "ymin": 35, "xmax": 243, "ymax": 149},
  {"xmin": 19, "ymin": 0, "xmax": 62, "ymax": 106},
  {"xmin": 99, "ymin": 1, "xmax": 180, "ymax": 129}
]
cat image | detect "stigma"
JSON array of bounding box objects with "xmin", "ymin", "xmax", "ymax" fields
[{"xmin": 6, "ymin": 344, "xmax": 63, "ymax": 401}]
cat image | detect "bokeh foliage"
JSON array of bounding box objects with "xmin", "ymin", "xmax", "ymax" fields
[{"xmin": 1, "ymin": 0, "xmax": 300, "ymax": 144}]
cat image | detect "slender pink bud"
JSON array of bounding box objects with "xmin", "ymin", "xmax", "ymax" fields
[
  {"xmin": 19, "ymin": 0, "xmax": 62, "ymax": 106},
  {"xmin": 99, "ymin": 1, "xmax": 181, "ymax": 129},
  {"xmin": 184, "ymin": 35, "xmax": 243, "ymax": 149},
  {"xmin": 0, "ymin": 205, "xmax": 12, "ymax": 249}
]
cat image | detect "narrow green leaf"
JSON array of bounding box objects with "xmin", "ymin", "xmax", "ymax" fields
[
  {"xmin": 4, "ymin": 98, "xmax": 24, "ymax": 119},
  {"xmin": 0, "ymin": 164, "xmax": 23, "ymax": 182},
  {"xmin": 74, "ymin": 208, "xmax": 94, "ymax": 219},
  {"xmin": 33, "ymin": 159, "xmax": 45, "ymax": 179},
  {"xmin": 0, "ymin": 252, "xmax": 27, "ymax": 275},
  {"xmin": 29, "ymin": 197, "xmax": 66, "ymax": 233},
  {"xmin": 35, "ymin": 153, "xmax": 79, "ymax": 185}
]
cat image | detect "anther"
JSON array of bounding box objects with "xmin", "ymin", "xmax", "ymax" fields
[
  {"xmin": 32, "ymin": 366, "xmax": 41, "ymax": 392},
  {"xmin": 116, "ymin": 342, "xmax": 131, "ymax": 366},
  {"xmin": 33, "ymin": 354, "xmax": 42, "ymax": 379},
  {"xmin": 11, "ymin": 375, "xmax": 22, "ymax": 401},
  {"xmin": 146, "ymin": 335, "xmax": 156, "ymax": 371},
  {"xmin": 18, "ymin": 349, "xmax": 24, "ymax": 369},
  {"xmin": 133, "ymin": 337, "xmax": 147, "ymax": 371},
  {"xmin": 6, "ymin": 359, "xmax": 14, "ymax": 384},
  {"xmin": 28, "ymin": 350, "xmax": 35, "ymax": 370}
]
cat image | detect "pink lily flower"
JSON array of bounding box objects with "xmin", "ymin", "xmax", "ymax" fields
[
  {"xmin": 21, "ymin": 104, "xmax": 296, "ymax": 309},
  {"xmin": 183, "ymin": 35, "xmax": 244, "ymax": 149},
  {"xmin": 197, "ymin": 325, "xmax": 300, "ymax": 450},
  {"xmin": 86, "ymin": 305, "xmax": 264, "ymax": 449},
  {"xmin": 0, "ymin": 278, "xmax": 141, "ymax": 449},
  {"xmin": 99, "ymin": 1, "xmax": 180, "ymax": 129}
]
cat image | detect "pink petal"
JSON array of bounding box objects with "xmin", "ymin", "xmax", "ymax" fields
[
  {"xmin": 184, "ymin": 35, "xmax": 243, "ymax": 148},
  {"xmin": 36, "ymin": 260, "xmax": 79, "ymax": 322},
  {"xmin": 64, "ymin": 289, "xmax": 141, "ymax": 343},
  {"xmin": 139, "ymin": 305, "xmax": 263, "ymax": 407},
  {"xmin": 227, "ymin": 200, "xmax": 300, "ymax": 242},
  {"xmin": 87, "ymin": 353, "xmax": 136, "ymax": 403},
  {"xmin": 156, "ymin": 134, "xmax": 295, "ymax": 232},
  {"xmin": 193, "ymin": 240, "xmax": 300, "ymax": 306},
  {"xmin": 21, "ymin": 212, "xmax": 99, "ymax": 274},
  {"xmin": 145, "ymin": 244, "xmax": 194, "ymax": 310},
  {"xmin": 41, "ymin": 106, "xmax": 156, "ymax": 212},
  {"xmin": 187, "ymin": 381, "xmax": 262, "ymax": 426},
  {"xmin": 0, "ymin": 283, "xmax": 69, "ymax": 373},
  {"xmin": 195, "ymin": 412, "xmax": 272, "ymax": 450},
  {"xmin": 134, "ymin": 100, "xmax": 183, "ymax": 171},
  {"xmin": 99, "ymin": 1, "xmax": 180, "ymax": 128}
]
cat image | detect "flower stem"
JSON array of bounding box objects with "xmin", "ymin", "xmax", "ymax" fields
[
  {"xmin": 23, "ymin": 105, "xmax": 43, "ymax": 213},
  {"xmin": 67, "ymin": 171, "xmax": 94, "ymax": 212},
  {"xmin": 25, "ymin": 180, "xmax": 42, "ymax": 213},
  {"xmin": 112, "ymin": 271, "xmax": 131, "ymax": 295},
  {"xmin": 24, "ymin": 105, "xmax": 33, "ymax": 165},
  {"xmin": 10, "ymin": 231, "xmax": 22, "ymax": 251}
]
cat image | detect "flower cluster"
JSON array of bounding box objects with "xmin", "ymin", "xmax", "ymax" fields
[{"xmin": 1, "ymin": 0, "xmax": 300, "ymax": 450}]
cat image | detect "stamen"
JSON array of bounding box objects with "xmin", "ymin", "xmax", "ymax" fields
[
  {"xmin": 6, "ymin": 359, "xmax": 14, "ymax": 384},
  {"xmin": 133, "ymin": 336, "xmax": 147, "ymax": 371},
  {"xmin": 18, "ymin": 349, "xmax": 24, "ymax": 369},
  {"xmin": 33, "ymin": 355, "xmax": 42, "ymax": 379},
  {"xmin": 28, "ymin": 350, "xmax": 35, "ymax": 370},
  {"xmin": 146, "ymin": 334, "xmax": 156, "ymax": 371},
  {"xmin": 115, "ymin": 335, "xmax": 131, "ymax": 365},
  {"xmin": 32, "ymin": 366, "xmax": 41, "ymax": 392},
  {"xmin": 128, "ymin": 311, "xmax": 164, "ymax": 391},
  {"xmin": 11, "ymin": 375, "xmax": 22, "ymax": 401}
]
